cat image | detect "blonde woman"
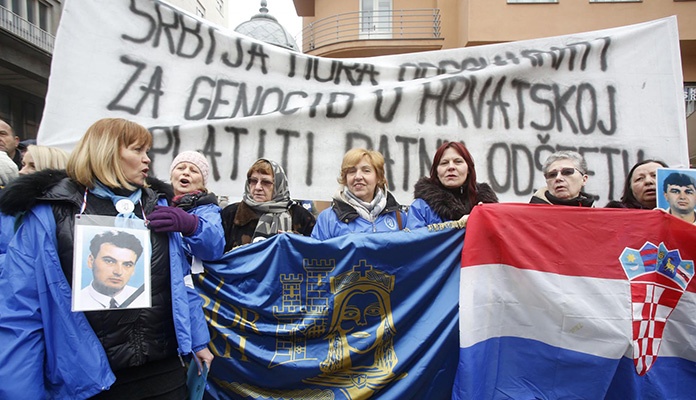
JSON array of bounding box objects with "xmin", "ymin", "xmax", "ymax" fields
[
  {"xmin": 19, "ymin": 144, "xmax": 69, "ymax": 175},
  {"xmin": 0, "ymin": 118, "xmax": 212, "ymax": 399},
  {"xmin": 311, "ymin": 148, "xmax": 406, "ymax": 240}
]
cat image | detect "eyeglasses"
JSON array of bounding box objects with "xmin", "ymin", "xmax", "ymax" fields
[
  {"xmin": 248, "ymin": 177, "xmax": 274, "ymax": 188},
  {"xmin": 544, "ymin": 167, "xmax": 582, "ymax": 180}
]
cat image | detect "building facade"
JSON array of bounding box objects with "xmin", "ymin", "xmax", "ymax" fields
[
  {"xmin": 0, "ymin": 0, "xmax": 61, "ymax": 140},
  {"xmin": 0, "ymin": 0, "xmax": 227, "ymax": 141},
  {"xmin": 168, "ymin": 0, "xmax": 227, "ymax": 26},
  {"xmin": 293, "ymin": 0, "xmax": 696, "ymax": 165}
]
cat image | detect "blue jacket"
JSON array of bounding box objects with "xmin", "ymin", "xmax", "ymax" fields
[
  {"xmin": 0, "ymin": 212, "xmax": 15, "ymax": 266},
  {"xmin": 184, "ymin": 202, "xmax": 225, "ymax": 261},
  {"xmin": 0, "ymin": 199, "xmax": 211, "ymax": 399},
  {"xmin": 311, "ymin": 192, "xmax": 406, "ymax": 240},
  {"xmin": 406, "ymin": 198, "xmax": 443, "ymax": 229}
]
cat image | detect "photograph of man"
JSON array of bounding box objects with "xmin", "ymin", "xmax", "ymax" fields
[
  {"xmin": 78, "ymin": 230, "xmax": 149, "ymax": 310},
  {"xmin": 662, "ymin": 172, "xmax": 696, "ymax": 224}
]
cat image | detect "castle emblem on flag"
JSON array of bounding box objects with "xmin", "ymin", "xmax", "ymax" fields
[{"xmin": 620, "ymin": 242, "xmax": 695, "ymax": 375}]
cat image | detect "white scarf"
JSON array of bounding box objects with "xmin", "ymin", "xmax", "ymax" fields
[{"xmin": 338, "ymin": 186, "xmax": 387, "ymax": 222}]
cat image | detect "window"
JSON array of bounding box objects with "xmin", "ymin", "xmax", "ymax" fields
[
  {"xmin": 26, "ymin": 0, "xmax": 35, "ymax": 23},
  {"xmin": 360, "ymin": 0, "xmax": 392, "ymax": 39},
  {"xmin": 686, "ymin": 86, "xmax": 696, "ymax": 102},
  {"xmin": 589, "ymin": 0, "xmax": 642, "ymax": 2},
  {"xmin": 685, "ymin": 85, "xmax": 696, "ymax": 116},
  {"xmin": 38, "ymin": 1, "xmax": 49, "ymax": 31},
  {"xmin": 507, "ymin": 0, "xmax": 558, "ymax": 3},
  {"xmin": 10, "ymin": 0, "xmax": 21, "ymax": 15},
  {"xmin": 15, "ymin": 1, "xmax": 51, "ymax": 31}
]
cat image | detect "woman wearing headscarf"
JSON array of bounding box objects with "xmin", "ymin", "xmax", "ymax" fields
[
  {"xmin": 311, "ymin": 148, "xmax": 407, "ymax": 240},
  {"xmin": 221, "ymin": 158, "xmax": 315, "ymax": 252},
  {"xmin": 407, "ymin": 141, "xmax": 498, "ymax": 230},
  {"xmin": 530, "ymin": 150, "xmax": 596, "ymax": 207},
  {"xmin": 0, "ymin": 118, "xmax": 212, "ymax": 399},
  {"xmin": 605, "ymin": 159, "xmax": 668, "ymax": 209}
]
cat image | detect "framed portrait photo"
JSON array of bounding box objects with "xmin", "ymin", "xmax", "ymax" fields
[
  {"xmin": 71, "ymin": 215, "xmax": 152, "ymax": 312},
  {"xmin": 656, "ymin": 168, "xmax": 696, "ymax": 221}
]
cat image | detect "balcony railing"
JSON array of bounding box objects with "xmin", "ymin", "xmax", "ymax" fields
[
  {"xmin": 0, "ymin": 6, "xmax": 54, "ymax": 54},
  {"xmin": 302, "ymin": 8, "xmax": 441, "ymax": 53}
]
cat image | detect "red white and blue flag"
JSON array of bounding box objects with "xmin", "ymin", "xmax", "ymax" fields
[{"xmin": 455, "ymin": 203, "xmax": 696, "ymax": 399}]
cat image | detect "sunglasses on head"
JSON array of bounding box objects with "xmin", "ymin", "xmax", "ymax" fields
[{"xmin": 544, "ymin": 167, "xmax": 581, "ymax": 180}]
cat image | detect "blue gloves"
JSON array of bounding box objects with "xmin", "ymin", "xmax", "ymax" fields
[{"xmin": 148, "ymin": 205, "xmax": 199, "ymax": 236}]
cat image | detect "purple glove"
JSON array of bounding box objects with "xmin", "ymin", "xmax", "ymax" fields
[{"xmin": 147, "ymin": 205, "xmax": 199, "ymax": 236}]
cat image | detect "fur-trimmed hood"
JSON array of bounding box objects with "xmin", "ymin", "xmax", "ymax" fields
[
  {"xmin": 0, "ymin": 169, "xmax": 173, "ymax": 216},
  {"xmin": 413, "ymin": 177, "xmax": 498, "ymax": 221},
  {"xmin": 0, "ymin": 169, "xmax": 72, "ymax": 216}
]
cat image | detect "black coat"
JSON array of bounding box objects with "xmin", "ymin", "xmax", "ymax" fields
[
  {"xmin": 221, "ymin": 200, "xmax": 316, "ymax": 252},
  {"xmin": 0, "ymin": 170, "xmax": 180, "ymax": 371},
  {"xmin": 413, "ymin": 177, "xmax": 499, "ymax": 221}
]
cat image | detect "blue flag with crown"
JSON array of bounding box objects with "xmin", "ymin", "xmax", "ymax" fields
[{"xmin": 197, "ymin": 227, "xmax": 464, "ymax": 400}]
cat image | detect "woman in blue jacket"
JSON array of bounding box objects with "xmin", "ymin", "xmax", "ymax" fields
[
  {"xmin": 312, "ymin": 148, "xmax": 406, "ymax": 240},
  {"xmin": 148, "ymin": 150, "xmax": 225, "ymax": 272},
  {"xmin": 407, "ymin": 141, "xmax": 498, "ymax": 230},
  {"xmin": 0, "ymin": 118, "xmax": 212, "ymax": 399}
]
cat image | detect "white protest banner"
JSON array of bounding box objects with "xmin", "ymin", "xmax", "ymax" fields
[{"xmin": 39, "ymin": 0, "xmax": 687, "ymax": 204}]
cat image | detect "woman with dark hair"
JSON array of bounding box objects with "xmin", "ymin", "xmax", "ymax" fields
[
  {"xmin": 0, "ymin": 118, "xmax": 212, "ymax": 399},
  {"xmin": 407, "ymin": 141, "xmax": 498, "ymax": 230},
  {"xmin": 605, "ymin": 159, "xmax": 668, "ymax": 209}
]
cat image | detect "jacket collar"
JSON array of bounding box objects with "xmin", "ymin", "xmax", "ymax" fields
[
  {"xmin": 413, "ymin": 177, "xmax": 499, "ymax": 221},
  {"xmin": 0, "ymin": 169, "xmax": 170, "ymax": 216},
  {"xmin": 0, "ymin": 169, "xmax": 77, "ymax": 216},
  {"xmin": 332, "ymin": 191, "xmax": 402, "ymax": 223},
  {"xmin": 532, "ymin": 187, "xmax": 596, "ymax": 207}
]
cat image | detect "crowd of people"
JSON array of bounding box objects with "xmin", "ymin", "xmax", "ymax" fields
[{"xmin": 0, "ymin": 116, "xmax": 692, "ymax": 398}]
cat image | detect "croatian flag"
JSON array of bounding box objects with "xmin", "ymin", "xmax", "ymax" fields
[{"xmin": 454, "ymin": 204, "xmax": 696, "ymax": 399}]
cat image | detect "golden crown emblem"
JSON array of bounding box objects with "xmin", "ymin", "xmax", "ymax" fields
[{"xmin": 330, "ymin": 260, "xmax": 395, "ymax": 294}]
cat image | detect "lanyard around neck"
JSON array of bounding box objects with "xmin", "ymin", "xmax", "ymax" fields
[{"xmin": 80, "ymin": 187, "xmax": 148, "ymax": 221}]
